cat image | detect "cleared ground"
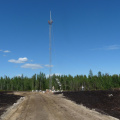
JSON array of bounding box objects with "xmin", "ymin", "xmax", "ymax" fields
[
  {"xmin": 0, "ymin": 91, "xmax": 22, "ymax": 117},
  {"xmin": 58, "ymin": 90, "xmax": 120, "ymax": 119},
  {"xmin": 1, "ymin": 92, "xmax": 118, "ymax": 120}
]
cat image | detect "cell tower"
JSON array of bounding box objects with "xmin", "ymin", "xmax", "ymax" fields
[{"xmin": 48, "ymin": 11, "xmax": 53, "ymax": 90}]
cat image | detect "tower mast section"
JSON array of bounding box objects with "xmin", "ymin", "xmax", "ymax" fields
[{"xmin": 48, "ymin": 11, "xmax": 53, "ymax": 90}]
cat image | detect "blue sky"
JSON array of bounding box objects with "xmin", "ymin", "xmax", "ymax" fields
[{"xmin": 0, "ymin": 0, "xmax": 120, "ymax": 78}]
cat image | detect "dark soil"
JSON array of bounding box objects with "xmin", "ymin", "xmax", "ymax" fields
[
  {"xmin": 0, "ymin": 91, "xmax": 22, "ymax": 116},
  {"xmin": 55, "ymin": 90, "xmax": 120, "ymax": 119}
]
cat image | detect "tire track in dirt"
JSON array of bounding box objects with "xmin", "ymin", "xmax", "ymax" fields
[
  {"xmin": 2, "ymin": 92, "xmax": 118, "ymax": 120},
  {"xmin": 41, "ymin": 93, "xmax": 96, "ymax": 120},
  {"xmin": 16, "ymin": 95, "xmax": 31, "ymax": 120},
  {"xmin": 43, "ymin": 93, "xmax": 118, "ymax": 120},
  {"xmin": 41, "ymin": 93, "xmax": 76, "ymax": 120},
  {"xmin": 7, "ymin": 94, "xmax": 30, "ymax": 120}
]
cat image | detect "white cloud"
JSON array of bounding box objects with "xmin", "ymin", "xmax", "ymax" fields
[
  {"xmin": 21, "ymin": 63, "xmax": 43, "ymax": 69},
  {"xmin": 3, "ymin": 55, "xmax": 6, "ymax": 56},
  {"xmin": 0, "ymin": 49, "xmax": 2, "ymax": 51},
  {"xmin": 45, "ymin": 64, "xmax": 53, "ymax": 67},
  {"xmin": 4, "ymin": 50, "xmax": 11, "ymax": 53},
  {"xmin": 91, "ymin": 45, "xmax": 120, "ymax": 51},
  {"xmin": 8, "ymin": 57, "xmax": 28, "ymax": 63},
  {"xmin": 105, "ymin": 45, "xmax": 120, "ymax": 50}
]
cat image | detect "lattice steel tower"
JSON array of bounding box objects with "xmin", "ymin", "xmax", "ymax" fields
[{"xmin": 48, "ymin": 11, "xmax": 53, "ymax": 90}]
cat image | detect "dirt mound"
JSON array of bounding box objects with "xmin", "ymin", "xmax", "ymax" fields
[{"xmin": 55, "ymin": 90, "xmax": 120, "ymax": 119}]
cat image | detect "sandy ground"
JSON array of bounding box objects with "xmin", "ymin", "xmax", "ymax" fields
[{"xmin": 1, "ymin": 92, "xmax": 118, "ymax": 120}]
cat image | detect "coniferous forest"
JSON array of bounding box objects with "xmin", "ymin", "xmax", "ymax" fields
[{"xmin": 0, "ymin": 70, "xmax": 120, "ymax": 91}]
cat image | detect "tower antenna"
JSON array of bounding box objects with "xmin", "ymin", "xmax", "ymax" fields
[{"xmin": 48, "ymin": 11, "xmax": 53, "ymax": 90}]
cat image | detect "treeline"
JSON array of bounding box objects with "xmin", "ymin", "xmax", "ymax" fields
[
  {"xmin": 0, "ymin": 70, "xmax": 120, "ymax": 91},
  {"xmin": 0, "ymin": 72, "xmax": 48, "ymax": 91}
]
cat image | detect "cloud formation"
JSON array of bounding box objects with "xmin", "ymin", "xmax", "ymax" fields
[
  {"xmin": 105, "ymin": 45, "xmax": 120, "ymax": 50},
  {"xmin": 92, "ymin": 45, "xmax": 120, "ymax": 51},
  {"xmin": 45, "ymin": 64, "xmax": 53, "ymax": 67},
  {"xmin": 0, "ymin": 50, "xmax": 2, "ymax": 51},
  {"xmin": 4, "ymin": 50, "xmax": 11, "ymax": 53},
  {"xmin": 8, "ymin": 57, "xmax": 28, "ymax": 63},
  {"xmin": 21, "ymin": 64, "xmax": 43, "ymax": 69}
]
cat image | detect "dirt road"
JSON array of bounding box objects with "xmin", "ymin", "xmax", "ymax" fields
[{"xmin": 1, "ymin": 92, "xmax": 118, "ymax": 120}]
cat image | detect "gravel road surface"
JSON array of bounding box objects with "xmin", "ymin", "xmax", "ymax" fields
[{"xmin": 1, "ymin": 92, "xmax": 118, "ymax": 120}]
